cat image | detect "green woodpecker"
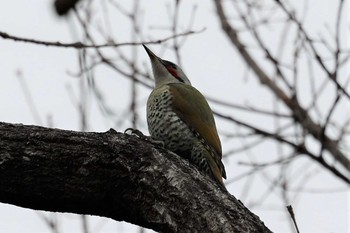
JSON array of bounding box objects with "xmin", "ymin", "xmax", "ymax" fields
[{"xmin": 143, "ymin": 45, "xmax": 226, "ymax": 189}]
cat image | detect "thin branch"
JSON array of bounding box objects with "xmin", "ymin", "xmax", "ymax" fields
[
  {"xmin": 274, "ymin": 0, "xmax": 350, "ymax": 100},
  {"xmin": 0, "ymin": 29, "xmax": 204, "ymax": 49},
  {"xmin": 72, "ymin": 8, "xmax": 152, "ymax": 89},
  {"xmin": 209, "ymin": 96, "xmax": 291, "ymax": 118},
  {"xmin": 16, "ymin": 70, "xmax": 43, "ymax": 125},
  {"xmin": 214, "ymin": 0, "xmax": 350, "ymax": 176},
  {"xmin": 214, "ymin": 110, "xmax": 350, "ymax": 184},
  {"xmin": 232, "ymin": 1, "xmax": 293, "ymax": 90},
  {"xmin": 286, "ymin": 205, "xmax": 300, "ymax": 233},
  {"xmin": 319, "ymin": 92, "xmax": 342, "ymax": 156},
  {"xmin": 36, "ymin": 212, "xmax": 60, "ymax": 233},
  {"xmin": 333, "ymin": 0, "xmax": 344, "ymax": 77},
  {"xmin": 171, "ymin": 0, "xmax": 182, "ymax": 66}
]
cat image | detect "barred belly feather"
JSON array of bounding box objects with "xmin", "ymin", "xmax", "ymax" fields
[{"xmin": 147, "ymin": 85, "xmax": 195, "ymax": 155}]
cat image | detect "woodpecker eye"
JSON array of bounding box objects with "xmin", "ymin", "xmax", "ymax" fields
[
  {"xmin": 162, "ymin": 60, "xmax": 177, "ymax": 69},
  {"xmin": 162, "ymin": 60, "xmax": 185, "ymax": 83}
]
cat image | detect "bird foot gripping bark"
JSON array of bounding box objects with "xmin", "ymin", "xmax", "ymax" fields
[{"xmin": 124, "ymin": 128, "xmax": 165, "ymax": 147}]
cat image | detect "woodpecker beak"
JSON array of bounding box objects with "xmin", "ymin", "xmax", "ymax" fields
[{"xmin": 143, "ymin": 44, "xmax": 161, "ymax": 62}]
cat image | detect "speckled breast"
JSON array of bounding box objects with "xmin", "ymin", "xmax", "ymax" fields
[{"xmin": 147, "ymin": 84, "xmax": 195, "ymax": 154}]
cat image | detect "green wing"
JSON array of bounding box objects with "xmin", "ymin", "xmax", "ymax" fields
[{"xmin": 169, "ymin": 83, "xmax": 226, "ymax": 180}]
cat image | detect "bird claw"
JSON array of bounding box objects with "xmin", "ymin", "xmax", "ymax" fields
[
  {"xmin": 124, "ymin": 128, "xmax": 165, "ymax": 147},
  {"xmin": 124, "ymin": 128, "xmax": 145, "ymax": 137}
]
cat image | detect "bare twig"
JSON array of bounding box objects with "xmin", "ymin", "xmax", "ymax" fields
[
  {"xmin": 208, "ymin": 96, "xmax": 291, "ymax": 118},
  {"xmin": 274, "ymin": 0, "xmax": 350, "ymax": 100},
  {"xmin": 214, "ymin": 110, "xmax": 350, "ymax": 184},
  {"xmin": 36, "ymin": 213, "xmax": 60, "ymax": 233},
  {"xmin": 16, "ymin": 70, "xmax": 43, "ymax": 125},
  {"xmin": 214, "ymin": 0, "xmax": 350, "ymax": 179},
  {"xmin": 0, "ymin": 29, "xmax": 204, "ymax": 49},
  {"xmin": 286, "ymin": 205, "xmax": 301, "ymax": 233}
]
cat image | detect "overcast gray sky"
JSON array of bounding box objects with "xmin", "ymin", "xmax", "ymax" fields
[{"xmin": 0, "ymin": 0, "xmax": 349, "ymax": 232}]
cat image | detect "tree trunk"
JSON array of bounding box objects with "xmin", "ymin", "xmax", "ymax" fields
[{"xmin": 0, "ymin": 122, "xmax": 272, "ymax": 233}]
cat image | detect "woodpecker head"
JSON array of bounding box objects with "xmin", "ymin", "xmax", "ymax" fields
[{"xmin": 143, "ymin": 44, "xmax": 191, "ymax": 87}]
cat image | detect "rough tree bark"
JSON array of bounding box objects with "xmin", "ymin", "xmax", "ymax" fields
[{"xmin": 0, "ymin": 122, "xmax": 272, "ymax": 233}]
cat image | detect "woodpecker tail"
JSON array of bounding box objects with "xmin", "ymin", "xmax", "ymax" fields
[{"xmin": 191, "ymin": 143, "xmax": 227, "ymax": 191}]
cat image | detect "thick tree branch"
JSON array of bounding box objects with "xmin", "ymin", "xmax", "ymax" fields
[{"xmin": 0, "ymin": 122, "xmax": 272, "ymax": 233}]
